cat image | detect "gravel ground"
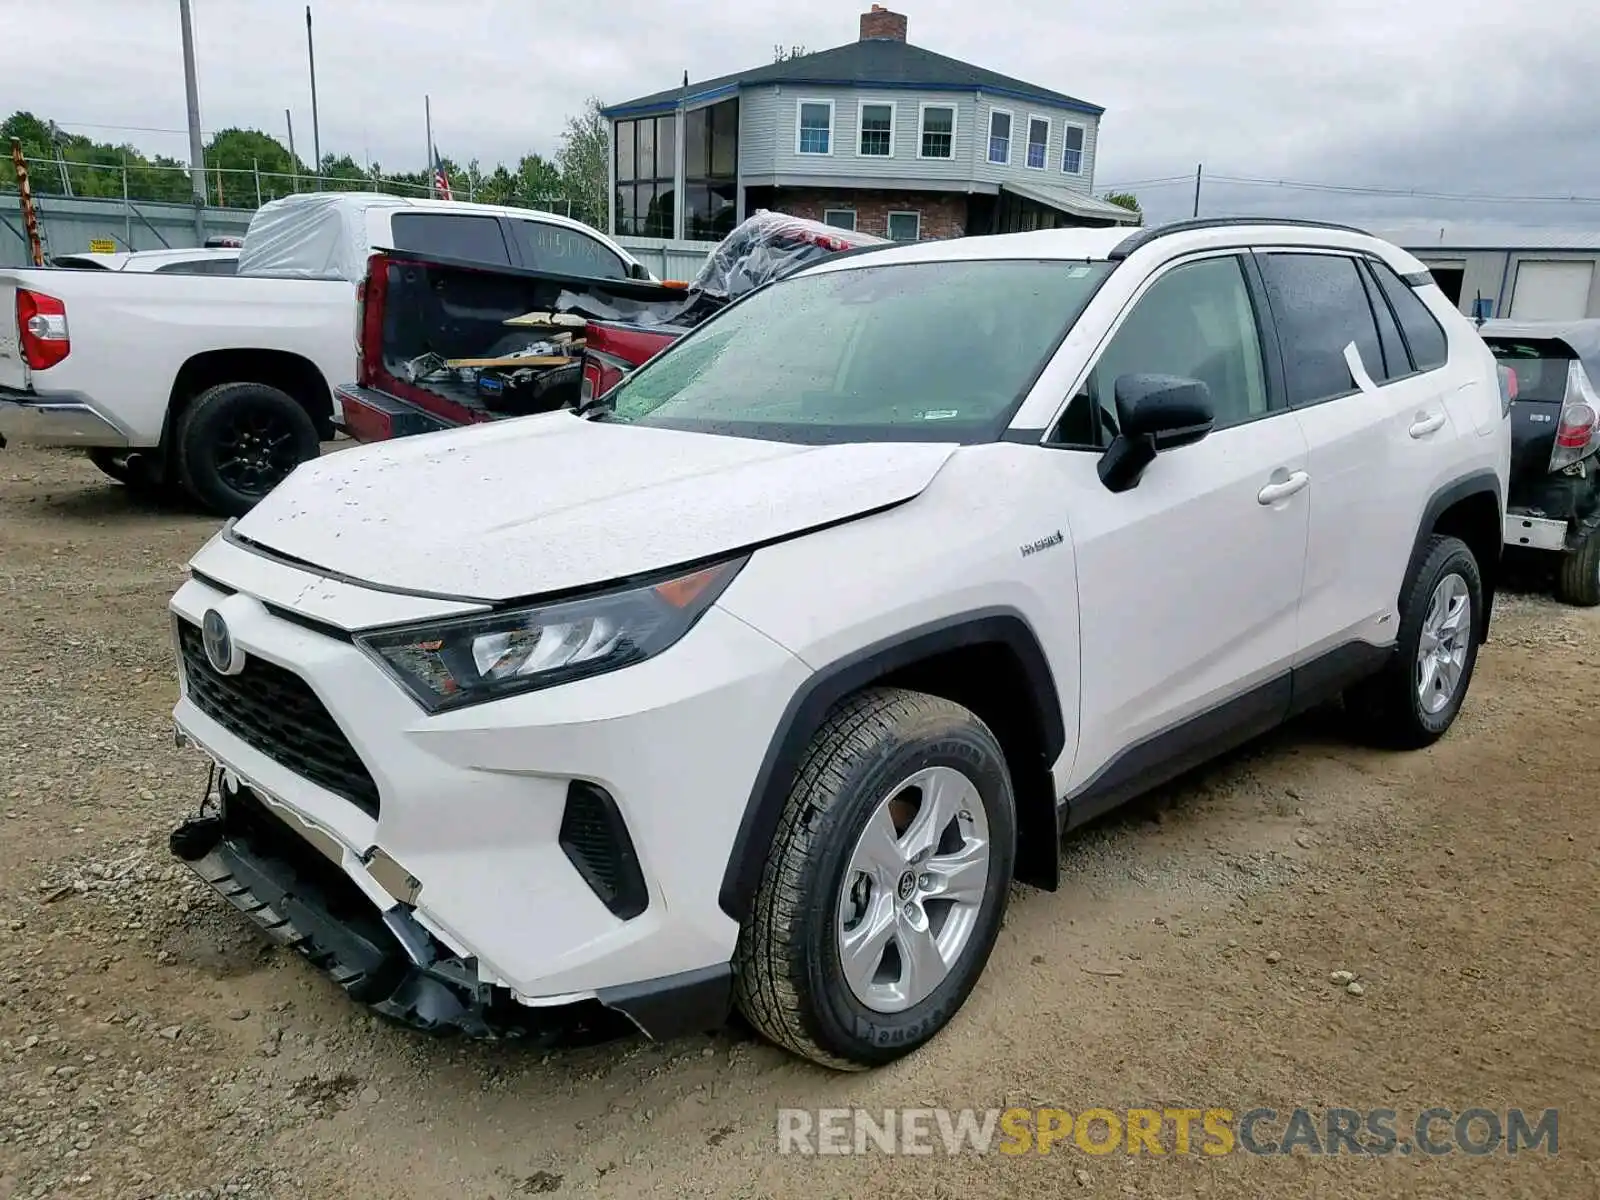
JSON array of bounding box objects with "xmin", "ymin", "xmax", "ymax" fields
[{"xmin": 1, "ymin": 444, "xmax": 1597, "ymax": 1200}]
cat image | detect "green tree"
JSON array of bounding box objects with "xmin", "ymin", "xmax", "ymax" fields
[
  {"xmin": 1102, "ymin": 191, "xmax": 1142, "ymax": 218},
  {"xmin": 517, "ymin": 152, "xmax": 563, "ymax": 204},
  {"xmin": 556, "ymin": 97, "xmax": 609, "ymax": 230}
]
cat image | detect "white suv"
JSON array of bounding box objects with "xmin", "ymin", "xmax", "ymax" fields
[{"xmin": 165, "ymin": 218, "xmax": 1511, "ymax": 1070}]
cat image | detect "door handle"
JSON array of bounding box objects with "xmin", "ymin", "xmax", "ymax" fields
[
  {"xmin": 1409, "ymin": 411, "xmax": 1447, "ymax": 438},
  {"xmin": 1257, "ymin": 470, "xmax": 1310, "ymax": 505}
]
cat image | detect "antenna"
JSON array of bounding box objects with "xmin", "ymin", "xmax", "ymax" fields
[{"xmin": 1473, "ymin": 289, "xmax": 1486, "ymax": 328}]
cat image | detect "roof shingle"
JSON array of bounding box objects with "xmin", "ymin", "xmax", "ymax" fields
[{"xmin": 604, "ymin": 39, "xmax": 1102, "ymax": 117}]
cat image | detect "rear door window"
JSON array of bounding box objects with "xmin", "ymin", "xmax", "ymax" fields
[
  {"xmin": 506, "ymin": 219, "xmax": 627, "ymax": 279},
  {"xmin": 389, "ymin": 213, "xmax": 512, "ymax": 266},
  {"xmin": 1255, "ymin": 252, "xmax": 1385, "ymax": 405},
  {"xmin": 1368, "ymin": 258, "xmax": 1449, "ymax": 371}
]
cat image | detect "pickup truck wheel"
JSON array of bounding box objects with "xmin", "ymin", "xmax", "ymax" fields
[
  {"xmin": 175, "ymin": 382, "xmax": 321, "ymax": 518},
  {"xmin": 1346, "ymin": 534, "xmax": 1483, "ymax": 749},
  {"xmin": 1555, "ymin": 529, "xmax": 1600, "ymax": 607},
  {"xmin": 733, "ymin": 688, "xmax": 1017, "ymax": 1070}
]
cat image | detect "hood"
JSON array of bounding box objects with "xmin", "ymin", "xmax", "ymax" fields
[{"xmin": 229, "ymin": 412, "xmax": 956, "ymax": 602}]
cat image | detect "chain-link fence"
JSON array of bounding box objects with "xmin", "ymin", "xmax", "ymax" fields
[{"xmin": 2, "ymin": 154, "xmax": 602, "ymax": 228}]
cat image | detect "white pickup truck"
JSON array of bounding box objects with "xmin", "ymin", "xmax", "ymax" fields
[{"xmin": 0, "ymin": 192, "xmax": 652, "ymax": 516}]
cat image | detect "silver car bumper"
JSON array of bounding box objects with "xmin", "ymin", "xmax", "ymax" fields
[
  {"xmin": 0, "ymin": 396, "xmax": 130, "ymax": 448},
  {"xmin": 1504, "ymin": 513, "xmax": 1567, "ymax": 552}
]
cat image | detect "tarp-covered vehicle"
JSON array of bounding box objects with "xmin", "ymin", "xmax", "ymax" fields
[
  {"xmin": 335, "ymin": 213, "xmax": 889, "ymax": 443},
  {"xmin": 1487, "ymin": 318, "xmax": 1600, "ymax": 605}
]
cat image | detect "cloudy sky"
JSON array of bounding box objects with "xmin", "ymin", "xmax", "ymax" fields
[{"xmin": 6, "ymin": 0, "xmax": 1598, "ymax": 232}]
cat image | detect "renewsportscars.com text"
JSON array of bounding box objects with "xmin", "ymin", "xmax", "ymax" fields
[{"xmin": 776, "ymin": 1106, "xmax": 1560, "ymax": 1157}]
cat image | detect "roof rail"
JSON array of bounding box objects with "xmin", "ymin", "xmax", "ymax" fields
[{"xmin": 1108, "ymin": 217, "xmax": 1376, "ymax": 261}]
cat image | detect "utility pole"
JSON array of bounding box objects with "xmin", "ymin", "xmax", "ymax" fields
[
  {"xmin": 425, "ymin": 94, "xmax": 434, "ymax": 197},
  {"xmin": 306, "ymin": 6, "xmax": 322, "ymax": 188},
  {"xmin": 1192, "ymin": 163, "xmax": 1202, "ymax": 218},
  {"xmin": 178, "ymin": 0, "xmax": 207, "ymax": 242},
  {"xmin": 285, "ymin": 108, "xmax": 298, "ymax": 192}
]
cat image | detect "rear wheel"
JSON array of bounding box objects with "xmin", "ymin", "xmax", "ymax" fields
[
  {"xmin": 1346, "ymin": 534, "xmax": 1482, "ymax": 748},
  {"xmin": 1555, "ymin": 528, "xmax": 1600, "ymax": 607},
  {"xmin": 733, "ymin": 688, "xmax": 1017, "ymax": 1070},
  {"xmin": 175, "ymin": 381, "xmax": 321, "ymax": 518}
]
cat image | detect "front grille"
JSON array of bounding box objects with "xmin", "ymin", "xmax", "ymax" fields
[
  {"xmin": 559, "ymin": 781, "xmax": 648, "ymax": 920},
  {"xmin": 177, "ymin": 621, "xmax": 381, "ymax": 818}
]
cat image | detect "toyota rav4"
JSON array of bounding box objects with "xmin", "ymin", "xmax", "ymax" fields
[{"xmin": 165, "ymin": 218, "xmax": 1512, "ymax": 1071}]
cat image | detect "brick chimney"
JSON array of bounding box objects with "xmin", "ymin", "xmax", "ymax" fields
[{"xmin": 860, "ymin": 4, "xmax": 907, "ymax": 41}]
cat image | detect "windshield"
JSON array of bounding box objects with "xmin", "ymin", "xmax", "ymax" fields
[{"xmin": 600, "ymin": 257, "xmax": 1114, "ymax": 444}]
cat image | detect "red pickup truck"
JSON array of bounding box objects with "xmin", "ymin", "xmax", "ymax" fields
[{"xmin": 335, "ymin": 213, "xmax": 888, "ymax": 443}]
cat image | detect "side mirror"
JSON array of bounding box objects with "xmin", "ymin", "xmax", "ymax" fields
[{"xmin": 1097, "ymin": 373, "xmax": 1215, "ymax": 493}]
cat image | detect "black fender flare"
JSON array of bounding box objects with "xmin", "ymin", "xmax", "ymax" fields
[
  {"xmin": 1404, "ymin": 468, "xmax": 1504, "ymax": 639},
  {"xmin": 717, "ymin": 607, "xmax": 1067, "ymax": 923}
]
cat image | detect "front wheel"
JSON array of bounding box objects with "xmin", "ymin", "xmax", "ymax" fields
[
  {"xmin": 733, "ymin": 688, "xmax": 1017, "ymax": 1070},
  {"xmin": 175, "ymin": 382, "xmax": 322, "ymax": 518},
  {"xmin": 1556, "ymin": 528, "xmax": 1600, "ymax": 607},
  {"xmin": 1346, "ymin": 534, "xmax": 1483, "ymax": 748}
]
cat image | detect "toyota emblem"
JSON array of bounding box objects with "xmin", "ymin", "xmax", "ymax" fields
[{"xmin": 201, "ymin": 609, "xmax": 244, "ymax": 675}]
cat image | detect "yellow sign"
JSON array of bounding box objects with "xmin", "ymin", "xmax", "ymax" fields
[{"xmin": 88, "ymin": 239, "xmax": 117, "ymax": 254}]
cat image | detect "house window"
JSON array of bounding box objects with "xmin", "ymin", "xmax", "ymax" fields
[
  {"xmin": 683, "ymin": 97, "xmax": 740, "ymax": 240},
  {"xmin": 858, "ymin": 103, "xmax": 893, "ymax": 157},
  {"xmin": 1062, "ymin": 124, "xmax": 1085, "ymax": 175},
  {"xmin": 1026, "ymin": 116, "xmax": 1049, "ymax": 170},
  {"xmin": 797, "ymin": 100, "xmax": 834, "ymax": 155},
  {"xmin": 613, "ymin": 114, "xmax": 677, "ymax": 237},
  {"xmin": 823, "ymin": 209, "xmax": 857, "ymax": 231},
  {"xmin": 887, "ymin": 211, "xmax": 920, "ymax": 242},
  {"xmin": 987, "ymin": 110, "xmax": 1012, "ymax": 165},
  {"xmin": 919, "ymin": 105, "xmax": 954, "ymax": 159}
]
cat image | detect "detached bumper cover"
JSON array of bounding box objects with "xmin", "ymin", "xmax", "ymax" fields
[{"xmin": 170, "ymin": 782, "xmax": 732, "ymax": 1042}]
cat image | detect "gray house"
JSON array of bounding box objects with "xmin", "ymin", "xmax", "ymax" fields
[{"xmin": 601, "ymin": 5, "xmax": 1137, "ymax": 244}]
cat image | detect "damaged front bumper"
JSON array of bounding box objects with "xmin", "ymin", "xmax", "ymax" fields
[{"xmin": 169, "ymin": 774, "xmax": 732, "ymax": 1045}]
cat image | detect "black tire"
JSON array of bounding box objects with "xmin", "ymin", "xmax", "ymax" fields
[
  {"xmin": 733, "ymin": 687, "xmax": 1017, "ymax": 1070},
  {"xmin": 1556, "ymin": 530, "xmax": 1600, "ymax": 607},
  {"xmin": 87, "ymin": 447, "xmax": 166, "ymax": 493},
  {"xmin": 175, "ymin": 381, "xmax": 321, "ymax": 519},
  {"xmin": 1346, "ymin": 534, "xmax": 1483, "ymax": 749}
]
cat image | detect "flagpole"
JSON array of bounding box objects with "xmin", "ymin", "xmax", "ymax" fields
[{"xmin": 424, "ymin": 94, "xmax": 434, "ymax": 199}]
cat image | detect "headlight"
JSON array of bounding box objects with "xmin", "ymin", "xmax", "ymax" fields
[{"xmin": 355, "ymin": 556, "xmax": 747, "ymax": 713}]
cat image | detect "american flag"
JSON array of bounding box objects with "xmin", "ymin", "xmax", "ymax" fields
[{"xmin": 433, "ymin": 148, "xmax": 453, "ymax": 200}]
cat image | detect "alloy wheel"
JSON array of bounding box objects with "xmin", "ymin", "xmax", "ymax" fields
[
  {"xmin": 1416, "ymin": 572, "xmax": 1471, "ymax": 715},
  {"xmin": 836, "ymin": 766, "xmax": 991, "ymax": 1014}
]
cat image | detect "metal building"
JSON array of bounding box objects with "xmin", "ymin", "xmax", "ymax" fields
[{"xmin": 1371, "ymin": 224, "xmax": 1600, "ymax": 322}]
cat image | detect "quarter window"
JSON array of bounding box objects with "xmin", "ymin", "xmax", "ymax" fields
[
  {"xmin": 1368, "ymin": 258, "xmax": 1449, "ymax": 371},
  {"xmin": 1062, "ymin": 125, "xmax": 1085, "ymax": 175},
  {"xmin": 1055, "ymin": 255, "xmax": 1269, "ymax": 445},
  {"xmin": 859, "ymin": 103, "xmax": 893, "ymax": 156},
  {"xmin": 507, "ymin": 220, "xmax": 626, "ymax": 279},
  {"xmin": 1256, "ymin": 252, "xmax": 1385, "ymax": 405},
  {"xmin": 1026, "ymin": 117, "xmax": 1049, "ymax": 169},
  {"xmin": 798, "ymin": 101, "xmax": 833, "ymax": 155},
  {"xmin": 920, "ymin": 105, "xmax": 954, "ymax": 158},
  {"xmin": 988, "ymin": 110, "xmax": 1012, "ymax": 165}
]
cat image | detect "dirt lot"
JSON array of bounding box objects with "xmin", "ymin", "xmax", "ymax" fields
[{"xmin": 0, "ymin": 443, "xmax": 1596, "ymax": 1200}]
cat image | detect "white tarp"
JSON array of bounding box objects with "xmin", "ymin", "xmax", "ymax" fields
[{"xmin": 235, "ymin": 192, "xmax": 398, "ymax": 282}]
